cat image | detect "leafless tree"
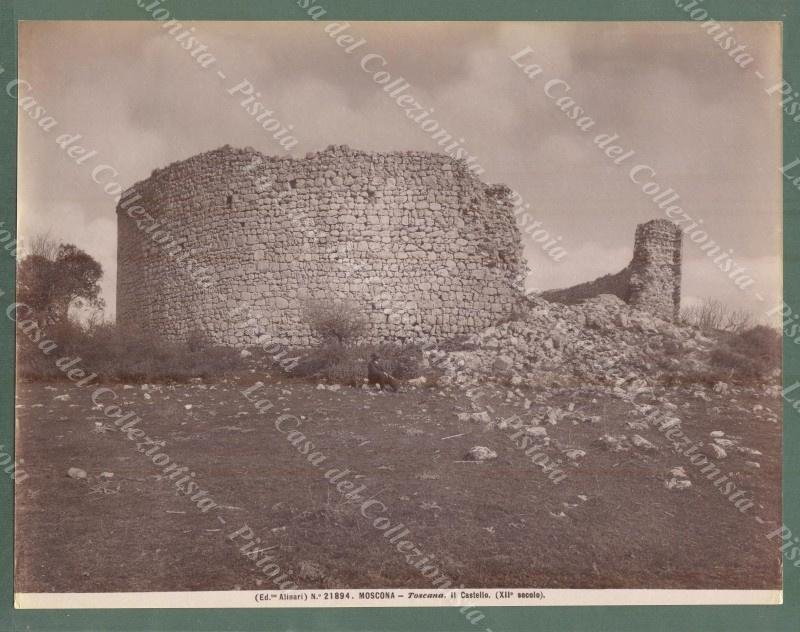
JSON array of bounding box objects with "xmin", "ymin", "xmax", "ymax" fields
[
  {"xmin": 24, "ymin": 232, "xmax": 59, "ymax": 260},
  {"xmin": 302, "ymin": 298, "xmax": 367, "ymax": 345}
]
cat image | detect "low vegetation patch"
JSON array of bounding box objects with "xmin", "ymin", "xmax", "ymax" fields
[
  {"xmin": 293, "ymin": 298, "xmax": 424, "ymax": 386},
  {"xmin": 17, "ymin": 321, "xmax": 244, "ymax": 383},
  {"xmin": 710, "ymin": 325, "xmax": 781, "ymax": 379},
  {"xmin": 294, "ymin": 342, "xmax": 423, "ymax": 386}
]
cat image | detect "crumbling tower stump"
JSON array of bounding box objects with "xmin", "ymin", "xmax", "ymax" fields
[
  {"xmin": 628, "ymin": 219, "xmax": 682, "ymax": 320},
  {"xmin": 541, "ymin": 218, "xmax": 682, "ymax": 320}
]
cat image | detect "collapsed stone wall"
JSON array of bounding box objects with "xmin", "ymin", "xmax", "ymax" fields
[
  {"xmin": 116, "ymin": 145, "xmax": 526, "ymax": 346},
  {"xmin": 541, "ymin": 219, "xmax": 682, "ymax": 320}
]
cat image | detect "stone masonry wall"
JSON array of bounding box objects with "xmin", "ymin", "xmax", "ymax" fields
[
  {"xmin": 116, "ymin": 145, "xmax": 526, "ymax": 347},
  {"xmin": 541, "ymin": 219, "xmax": 682, "ymax": 320}
]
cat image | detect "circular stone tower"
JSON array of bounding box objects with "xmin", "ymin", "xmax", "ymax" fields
[{"xmin": 116, "ymin": 145, "xmax": 526, "ymax": 346}]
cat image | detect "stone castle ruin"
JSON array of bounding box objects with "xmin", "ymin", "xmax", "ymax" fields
[
  {"xmin": 116, "ymin": 145, "xmax": 682, "ymax": 346},
  {"xmin": 540, "ymin": 219, "xmax": 682, "ymax": 321},
  {"xmin": 116, "ymin": 145, "xmax": 525, "ymax": 346}
]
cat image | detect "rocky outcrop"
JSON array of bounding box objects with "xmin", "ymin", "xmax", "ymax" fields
[{"xmin": 116, "ymin": 145, "xmax": 526, "ymax": 346}]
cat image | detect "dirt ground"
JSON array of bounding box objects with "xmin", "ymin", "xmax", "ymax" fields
[{"xmin": 14, "ymin": 374, "xmax": 781, "ymax": 592}]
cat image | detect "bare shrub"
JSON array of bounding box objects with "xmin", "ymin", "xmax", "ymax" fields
[
  {"xmin": 722, "ymin": 308, "xmax": 755, "ymax": 333},
  {"xmin": 302, "ymin": 299, "xmax": 367, "ymax": 345},
  {"xmin": 371, "ymin": 343, "xmax": 423, "ymax": 379},
  {"xmin": 294, "ymin": 341, "xmax": 348, "ymax": 380},
  {"xmin": 294, "ymin": 342, "xmax": 364, "ymax": 387},
  {"xmin": 681, "ymin": 299, "xmax": 724, "ymax": 330},
  {"xmin": 681, "ymin": 299, "xmax": 755, "ymax": 333},
  {"xmin": 327, "ymin": 350, "xmax": 366, "ymax": 387}
]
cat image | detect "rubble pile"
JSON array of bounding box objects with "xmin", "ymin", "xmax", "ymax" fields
[{"xmin": 431, "ymin": 294, "xmax": 713, "ymax": 387}]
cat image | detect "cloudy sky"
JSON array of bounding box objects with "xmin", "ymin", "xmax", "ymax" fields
[{"xmin": 17, "ymin": 20, "xmax": 782, "ymax": 319}]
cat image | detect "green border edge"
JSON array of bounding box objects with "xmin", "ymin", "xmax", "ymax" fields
[{"xmin": 1, "ymin": 1, "xmax": 797, "ymax": 630}]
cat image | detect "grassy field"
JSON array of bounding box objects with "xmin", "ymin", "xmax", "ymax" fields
[{"xmin": 14, "ymin": 374, "xmax": 781, "ymax": 592}]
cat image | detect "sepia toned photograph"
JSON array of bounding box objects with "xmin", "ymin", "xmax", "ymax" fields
[{"xmin": 9, "ymin": 17, "xmax": 784, "ymax": 609}]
